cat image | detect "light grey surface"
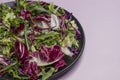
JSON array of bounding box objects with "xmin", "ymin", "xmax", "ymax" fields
[{"xmin": 0, "ymin": 0, "xmax": 120, "ymax": 80}]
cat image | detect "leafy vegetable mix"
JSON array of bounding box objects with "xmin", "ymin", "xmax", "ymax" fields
[{"xmin": 0, "ymin": 0, "xmax": 81, "ymax": 80}]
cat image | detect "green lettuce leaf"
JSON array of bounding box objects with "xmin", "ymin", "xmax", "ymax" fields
[
  {"xmin": 40, "ymin": 67, "xmax": 55, "ymax": 80},
  {"xmin": 48, "ymin": 3, "xmax": 65, "ymax": 16},
  {"xmin": 16, "ymin": 0, "xmax": 27, "ymax": 10},
  {"xmin": 8, "ymin": 68, "xmax": 30, "ymax": 80},
  {"xmin": 0, "ymin": 4, "xmax": 16, "ymax": 27},
  {"xmin": 0, "ymin": 38, "xmax": 14, "ymax": 57},
  {"xmin": 35, "ymin": 31, "xmax": 61, "ymax": 48},
  {"xmin": 27, "ymin": 1, "xmax": 50, "ymax": 15}
]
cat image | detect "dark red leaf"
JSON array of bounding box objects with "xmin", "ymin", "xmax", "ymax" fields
[
  {"xmin": 55, "ymin": 59, "xmax": 66, "ymax": 69},
  {"xmin": 69, "ymin": 47, "xmax": 78, "ymax": 54},
  {"xmin": 66, "ymin": 13, "xmax": 72, "ymax": 20},
  {"xmin": 20, "ymin": 9, "xmax": 31, "ymax": 20},
  {"xmin": 10, "ymin": 23, "xmax": 25, "ymax": 33},
  {"xmin": 34, "ymin": 26, "xmax": 55, "ymax": 32},
  {"xmin": 21, "ymin": 60, "xmax": 40, "ymax": 80},
  {"xmin": 15, "ymin": 40, "xmax": 28, "ymax": 63},
  {"xmin": 49, "ymin": 45, "xmax": 64, "ymax": 62},
  {"xmin": 28, "ymin": 51, "xmax": 40, "ymax": 59},
  {"xmin": 73, "ymin": 27, "xmax": 81, "ymax": 38},
  {"xmin": 32, "ymin": 14, "xmax": 51, "ymax": 23},
  {"xmin": 60, "ymin": 14, "xmax": 66, "ymax": 35},
  {"xmin": 39, "ymin": 45, "xmax": 50, "ymax": 62},
  {"xmin": 28, "ymin": 30, "xmax": 35, "ymax": 41},
  {"xmin": 0, "ymin": 55, "xmax": 9, "ymax": 66},
  {"xmin": 39, "ymin": 45, "xmax": 64, "ymax": 62},
  {"xmin": 16, "ymin": 23, "xmax": 25, "ymax": 32}
]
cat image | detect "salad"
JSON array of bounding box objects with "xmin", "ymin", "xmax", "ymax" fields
[{"xmin": 0, "ymin": 0, "xmax": 81, "ymax": 80}]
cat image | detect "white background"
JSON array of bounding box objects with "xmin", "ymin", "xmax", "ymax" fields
[{"xmin": 0, "ymin": 0, "xmax": 120, "ymax": 80}]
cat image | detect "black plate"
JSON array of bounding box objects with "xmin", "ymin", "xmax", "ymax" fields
[{"xmin": 0, "ymin": 1, "xmax": 85, "ymax": 80}]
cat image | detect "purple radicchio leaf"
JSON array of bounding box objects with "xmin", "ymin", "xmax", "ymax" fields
[
  {"xmin": 69, "ymin": 47, "xmax": 79, "ymax": 54},
  {"xmin": 20, "ymin": 9, "xmax": 31, "ymax": 20},
  {"xmin": 39, "ymin": 45, "xmax": 50, "ymax": 62},
  {"xmin": 21, "ymin": 60, "xmax": 40, "ymax": 80},
  {"xmin": 16, "ymin": 23, "xmax": 25, "ymax": 33},
  {"xmin": 65, "ymin": 13, "xmax": 81, "ymax": 38},
  {"xmin": 27, "ymin": 45, "xmax": 64, "ymax": 66},
  {"xmin": 39, "ymin": 45, "xmax": 64, "ymax": 62},
  {"xmin": 28, "ymin": 30, "xmax": 35, "ymax": 41},
  {"xmin": 60, "ymin": 14, "xmax": 66, "ymax": 35},
  {"xmin": 33, "ymin": 26, "xmax": 54, "ymax": 32},
  {"xmin": 32, "ymin": 14, "xmax": 51, "ymax": 23},
  {"xmin": 0, "ymin": 55, "xmax": 9, "ymax": 66},
  {"xmin": 73, "ymin": 27, "xmax": 81, "ymax": 39},
  {"xmin": 0, "ymin": 55, "xmax": 9, "ymax": 76},
  {"xmin": 66, "ymin": 13, "xmax": 72, "ymax": 20},
  {"xmin": 15, "ymin": 40, "xmax": 28, "ymax": 63},
  {"xmin": 55, "ymin": 59, "xmax": 66, "ymax": 70},
  {"xmin": 10, "ymin": 23, "xmax": 25, "ymax": 33},
  {"xmin": 17, "ymin": 50, "xmax": 40, "ymax": 79},
  {"xmin": 28, "ymin": 51, "xmax": 40, "ymax": 61},
  {"xmin": 49, "ymin": 45, "xmax": 64, "ymax": 62}
]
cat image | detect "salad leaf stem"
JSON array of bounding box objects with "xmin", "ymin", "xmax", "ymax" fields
[
  {"xmin": 24, "ymin": 24, "xmax": 29, "ymax": 51},
  {"xmin": 13, "ymin": 35, "xmax": 24, "ymax": 43},
  {"xmin": 0, "ymin": 61, "xmax": 18, "ymax": 72},
  {"xmin": 29, "ymin": 15, "xmax": 35, "ymax": 25},
  {"xmin": 16, "ymin": 0, "xmax": 20, "ymax": 10}
]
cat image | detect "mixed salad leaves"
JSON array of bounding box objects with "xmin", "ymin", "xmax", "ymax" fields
[{"xmin": 0, "ymin": 0, "xmax": 81, "ymax": 80}]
